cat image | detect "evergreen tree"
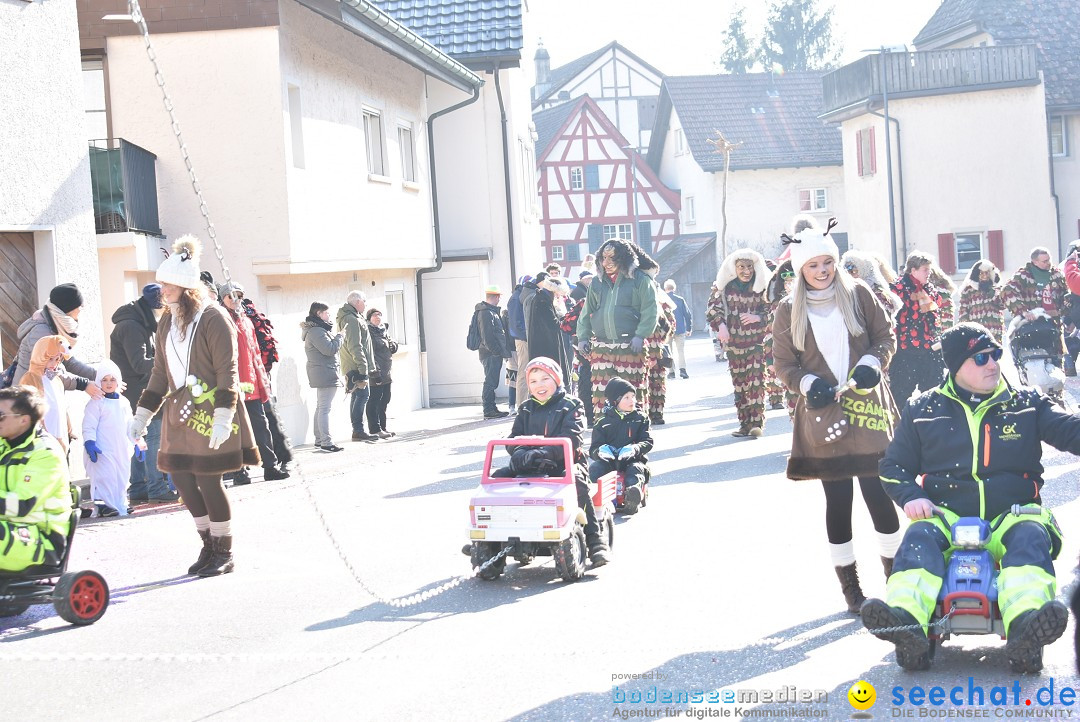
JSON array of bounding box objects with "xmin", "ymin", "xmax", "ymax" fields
[
  {"xmin": 718, "ymin": 5, "xmax": 757, "ymax": 74},
  {"xmin": 759, "ymin": 0, "xmax": 841, "ymax": 72}
]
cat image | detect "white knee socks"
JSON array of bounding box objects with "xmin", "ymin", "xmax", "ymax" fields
[{"xmin": 829, "ymin": 541, "xmax": 856, "ymax": 567}]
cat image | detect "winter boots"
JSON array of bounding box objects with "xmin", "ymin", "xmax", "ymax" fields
[
  {"xmin": 881, "ymin": 556, "xmax": 894, "ymax": 579},
  {"xmin": 623, "ymin": 485, "xmax": 643, "ymax": 515},
  {"xmin": 1005, "ymin": 601, "xmax": 1069, "ymax": 673},
  {"xmin": 835, "ymin": 563, "xmax": 866, "ymax": 614},
  {"xmin": 197, "ymin": 535, "xmax": 234, "ymax": 577},
  {"xmin": 587, "ymin": 534, "xmax": 610, "ymax": 568},
  {"xmin": 188, "ymin": 529, "xmax": 214, "ymax": 575},
  {"xmin": 861, "ymin": 598, "xmax": 932, "ymax": 671}
]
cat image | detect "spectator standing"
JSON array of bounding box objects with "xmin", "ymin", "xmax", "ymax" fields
[
  {"xmin": 242, "ymin": 296, "xmax": 293, "ymax": 473},
  {"xmin": 506, "ymin": 275, "xmax": 532, "ymax": 409},
  {"xmin": 889, "ymin": 251, "xmax": 948, "ymax": 405},
  {"xmin": 527, "ymin": 273, "xmax": 573, "ymax": 386},
  {"xmin": 475, "ymin": 285, "xmax": 513, "ymax": 419},
  {"xmin": 110, "ymin": 283, "xmax": 176, "ymax": 503},
  {"xmin": 337, "ymin": 291, "xmax": 379, "ymax": 442},
  {"xmin": 663, "ymin": 279, "xmax": 692, "ymax": 380},
  {"xmin": 15, "ymin": 283, "xmax": 102, "ymax": 401},
  {"xmin": 301, "ymin": 302, "xmax": 343, "ymax": 452},
  {"xmin": 1001, "ymin": 246, "xmax": 1069, "ymax": 364},
  {"xmin": 570, "ymin": 271, "xmax": 594, "ymax": 425},
  {"xmin": 366, "ymin": 307, "xmax": 398, "ymax": 438}
]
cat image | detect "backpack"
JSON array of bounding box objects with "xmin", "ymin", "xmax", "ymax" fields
[{"xmin": 466, "ymin": 309, "xmax": 482, "ymax": 351}]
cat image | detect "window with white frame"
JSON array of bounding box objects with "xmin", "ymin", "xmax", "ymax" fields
[
  {"xmin": 1050, "ymin": 116, "xmax": 1067, "ymax": 157},
  {"xmin": 685, "ymin": 196, "xmax": 696, "ymax": 225},
  {"xmin": 398, "ymin": 124, "xmax": 416, "ymax": 182},
  {"xmin": 570, "ymin": 167, "xmax": 583, "ymax": 190},
  {"xmin": 675, "ymin": 128, "xmax": 686, "ymax": 154},
  {"xmin": 519, "ymin": 139, "xmax": 538, "ymax": 215},
  {"xmin": 799, "ymin": 188, "xmax": 828, "ymax": 212},
  {"xmin": 603, "ymin": 224, "xmax": 633, "ymax": 241},
  {"xmin": 363, "ymin": 109, "xmax": 386, "ymax": 176},
  {"xmin": 551, "ymin": 245, "xmax": 564, "ymax": 261},
  {"xmin": 384, "ymin": 289, "xmax": 407, "ymax": 344},
  {"xmin": 955, "ymin": 233, "xmax": 983, "ymax": 272},
  {"xmin": 287, "ymin": 85, "xmax": 305, "ymax": 169}
]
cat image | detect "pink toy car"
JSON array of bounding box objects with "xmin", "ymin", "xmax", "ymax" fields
[{"xmin": 467, "ymin": 437, "xmax": 615, "ymax": 582}]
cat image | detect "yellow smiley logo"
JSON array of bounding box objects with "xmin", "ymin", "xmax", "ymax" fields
[{"xmin": 848, "ymin": 680, "xmax": 876, "ymax": 710}]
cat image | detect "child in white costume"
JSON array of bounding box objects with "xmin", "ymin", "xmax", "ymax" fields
[{"xmin": 83, "ymin": 361, "xmax": 141, "ymax": 516}]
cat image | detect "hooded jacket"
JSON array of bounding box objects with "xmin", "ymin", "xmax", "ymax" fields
[
  {"xmin": 301, "ymin": 318, "xmax": 342, "ymax": 389},
  {"xmin": 476, "ymin": 301, "xmax": 512, "ymax": 361},
  {"xmin": 576, "ymin": 270, "xmax": 659, "ymax": 343},
  {"xmin": 506, "ymin": 388, "xmax": 586, "ymax": 470},
  {"xmin": 368, "ymin": 322, "xmax": 399, "ymax": 385},
  {"xmin": 0, "ymin": 427, "xmax": 72, "ymax": 566},
  {"xmin": 336, "ymin": 303, "xmax": 375, "ymax": 377},
  {"xmin": 589, "ymin": 406, "xmax": 653, "ymax": 462},
  {"xmin": 15, "ymin": 309, "xmax": 96, "ymax": 392},
  {"xmin": 110, "ymin": 297, "xmax": 158, "ymax": 411}
]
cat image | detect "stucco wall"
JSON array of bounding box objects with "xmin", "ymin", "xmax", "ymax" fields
[
  {"xmin": 1053, "ymin": 111, "xmax": 1080, "ymax": 248},
  {"xmin": 841, "ymin": 84, "xmax": 1058, "ymax": 275},
  {"xmin": 656, "ymin": 108, "xmax": 717, "ymax": 233},
  {"xmin": 0, "ymin": 0, "xmax": 101, "ymax": 360}
]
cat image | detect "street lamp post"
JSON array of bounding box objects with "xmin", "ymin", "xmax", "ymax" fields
[
  {"xmin": 624, "ymin": 145, "xmax": 640, "ymax": 247},
  {"xmin": 880, "ymin": 46, "xmax": 899, "ymax": 271}
]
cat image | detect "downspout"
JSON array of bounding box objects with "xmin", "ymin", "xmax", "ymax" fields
[
  {"xmin": 416, "ymin": 85, "xmax": 481, "ymax": 361},
  {"xmin": 868, "ymin": 107, "xmax": 908, "ymax": 258},
  {"xmin": 494, "ymin": 63, "xmax": 519, "ymax": 286},
  {"xmin": 1046, "ymin": 111, "xmax": 1063, "ymax": 257}
]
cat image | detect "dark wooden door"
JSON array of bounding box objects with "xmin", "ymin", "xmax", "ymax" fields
[{"xmin": 0, "ymin": 233, "xmax": 37, "ymax": 366}]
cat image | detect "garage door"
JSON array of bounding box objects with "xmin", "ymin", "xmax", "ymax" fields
[{"xmin": 0, "ymin": 233, "xmax": 37, "ymax": 366}]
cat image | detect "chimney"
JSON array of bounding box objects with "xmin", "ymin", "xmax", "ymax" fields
[{"xmin": 535, "ymin": 39, "xmax": 551, "ymax": 86}]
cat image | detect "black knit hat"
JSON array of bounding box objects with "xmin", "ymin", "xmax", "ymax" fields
[
  {"xmin": 604, "ymin": 377, "xmax": 635, "ymax": 406},
  {"xmin": 49, "ymin": 283, "xmax": 84, "ymax": 314},
  {"xmin": 940, "ymin": 322, "xmax": 1001, "ymax": 378}
]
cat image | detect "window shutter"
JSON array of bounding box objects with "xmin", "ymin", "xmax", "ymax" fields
[
  {"xmin": 638, "ymin": 221, "xmax": 652, "ymax": 251},
  {"xmin": 869, "ymin": 127, "xmax": 877, "ymax": 174},
  {"xmin": 584, "ymin": 164, "xmax": 600, "ymax": 191},
  {"xmin": 987, "ymin": 230, "xmax": 1004, "ymax": 270},
  {"xmin": 856, "ymin": 130, "xmax": 864, "ymax": 177},
  {"xmin": 566, "ymin": 243, "xmax": 581, "ymax": 262},
  {"xmin": 587, "ymin": 224, "xmax": 603, "ymax": 253},
  {"xmin": 938, "ymin": 233, "xmax": 957, "ymax": 274}
]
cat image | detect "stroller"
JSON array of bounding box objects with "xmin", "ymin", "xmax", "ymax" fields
[{"xmin": 1007, "ymin": 311, "xmax": 1066, "ymax": 405}]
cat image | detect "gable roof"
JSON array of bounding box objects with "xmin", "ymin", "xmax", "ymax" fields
[
  {"xmin": 913, "ymin": 0, "xmax": 1080, "ymax": 108},
  {"xmin": 653, "ymin": 233, "xmax": 716, "ymax": 278},
  {"xmin": 531, "ymin": 41, "xmax": 665, "ymax": 109},
  {"xmin": 370, "ymin": 0, "xmax": 523, "ymax": 62},
  {"xmin": 532, "ymin": 99, "xmax": 582, "ymax": 158},
  {"xmin": 647, "ymin": 72, "xmax": 842, "ymax": 173}
]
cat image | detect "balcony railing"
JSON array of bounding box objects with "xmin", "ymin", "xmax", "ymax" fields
[
  {"xmin": 822, "ymin": 45, "xmax": 1040, "ymax": 115},
  {"xmin": 89, "ymin": 138, "xmax": 161, "ymax": 236}
]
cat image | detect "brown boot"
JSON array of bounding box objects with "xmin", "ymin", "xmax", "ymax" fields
[
  {"xmin": 187, "ymin": 529, "xmax": 213, "ymax": 575},
  {"xmin": 881, "ymin": 556, "xmax": 894, "ymax": 579},
  {"xmin": 835, "ymin": 563, "xmax": 866, "ymax": 614},
  {"xmin": 197, "ymin": 535, "xmax": 234, "ymax": 577}
]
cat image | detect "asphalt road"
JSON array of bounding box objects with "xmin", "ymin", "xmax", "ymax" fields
[{"xmin": 4, "ymin": 335, "xmax": 1080, "ymax": 721}]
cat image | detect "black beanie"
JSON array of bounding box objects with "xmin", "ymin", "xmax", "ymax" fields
[
  {"xmin": 940, "ymin": 322, "xmax": 1001, "ymax": 378},
  {"xmin": 604, "ymin": 377, "xmax": 636, "ymax": 406},
  {"xmin": 49, "ymin": 283, "xmax": 84, "ymax": 314}
]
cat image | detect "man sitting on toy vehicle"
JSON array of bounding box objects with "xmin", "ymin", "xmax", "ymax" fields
[
  {"xmin": 588, "ymin": 376, "xmax": 653, "ymax": 514},
  {"xmin": 863, "ymin": 322, "xmax": 1076, "ymax": 672},
  {"xmin": 491, "ymin": 356, "xmax": 611, "ymax": 567},
  {"xmin": 0, "ymin": 385, "xmax": 72, "ymax": 571}
]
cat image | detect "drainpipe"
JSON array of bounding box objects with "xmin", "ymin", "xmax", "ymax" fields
[
  {"xmin": 416, "ymin": 86, "xmax": 481, "ymax": 407},
  {"xmin": 494, "ymin": 63, "xmax": 519, "ymax": 286},
  {"xmin": 1046, "ymin": 112, "xmax": 1063, "ymax": 257},
  {"xmin": 868, "ymin": 107, "xmax": 907, "ymax": 260}
]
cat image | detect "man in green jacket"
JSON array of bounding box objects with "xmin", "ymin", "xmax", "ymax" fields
[
  {"xmin": 0, "ymin": 385, "xmax": 72, "ymax": 571},
  {"xmin": 337, "ymin": 291, "xmax": 378, "ymax": 442}
]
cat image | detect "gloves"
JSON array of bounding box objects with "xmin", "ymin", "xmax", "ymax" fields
[
  {"xmin": 596, "ymin": 444, "xmax": 616, "ymax": 461},
  {"xmin": 133, "ymin": 445, "xmax": 146, "ymax": 462},
  {"xmin": 617, "ymin": 445, "xmax": 636, "ymax": 461},
  {"xmin": 806, "ymin": 377, "xmax": 836, "ymax": 409},
  {"xmin": 510, "ymin": 448, "xmax": 557, "ymax": 475},
  {"xmin": 128, "ymin": 407, "xmax": 153, "ymax": 442},
  {"xmin": 84, "ymin": 439, "xmax": 101, "ymax": 463},
  {"xmin": 577, "ymin": 339, "xmax": 591, "ymax": 355},
  {"xmin": 850, "ymin": 364, "xmax": 881, "ymax": 390},
  {"xmin": 629, "ymin": 336, "xmax": 645, "ymax": 354},
  {"xmin": 207, "ymin": 407, "xmax": 235, "ymax": 450}
]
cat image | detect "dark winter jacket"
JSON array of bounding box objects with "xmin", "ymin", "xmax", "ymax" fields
[
  {"xmin": 892, "ymin": 274, "xmax": 947, "ymax": 351},
  {"xmin": 589, "ymin": 406, "xmax": 653, "ymax": 462},
  {"xmin": 109, "ymin": 297, "xmax": 158, "ymax": 411},
  {"xmin": 577, "ymin": 271, "xmax": 659, "ymax": 343},
  {"xmin": 242, "ymin": 298, "xmax": 279, "ymax": 372},
  {"xmin": 670, "ymin": 292, "xmax": 692, "ymax": 335},
  {"xmin": 368, "ymin": 323, "xmax": 399, "ymax": 386},
  {"xmin": 476, "ymin": 301, "xmax": 511, "ymax": 361},
  {"xmin": 15, "ymin": 309, "xmax": 96, "ymax": 393},
  {"xmin": 506, "ymin": 284, "xmax": 527, "ymax": 341},
  {"xmin": 336, "ymin": 303, "xmax": 375, "ymax": 378},
  {"xmin": 880, "ymin": 376, "xmax": 1080, "ymax": 519},
  {"xmin": 301, "ymin": 317, "xmax": 341, "ymax": 389},
  {"xmin": 507, "ymin": 389, "xmax": 586, "ymax": 471},
  {"xmin": 526, "ymin": 284, "xmax": 570, "ymax": 384},
  {"xmin": 570, "ymin": 280, "xmax": 590, "ymax": 302}
]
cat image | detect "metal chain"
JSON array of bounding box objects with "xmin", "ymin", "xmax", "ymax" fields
[
  {"xmin": 123, "ymin": 3, "xmax": 498, "ymax": 607},
  {"xmin": 861, "ymin": 608, "xmax": 956, "ymax": 636},
  {"xmin": 127, "ymin": 0, "xmax": 231, "ymax": 287}
]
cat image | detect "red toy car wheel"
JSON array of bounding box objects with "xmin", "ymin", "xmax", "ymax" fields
[{"xmin": 53, "ymin": 570, "xmax": 109, "ymax": 625}]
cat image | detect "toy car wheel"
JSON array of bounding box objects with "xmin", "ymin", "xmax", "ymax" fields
[
  {"xmin": 554, "ymin": 523, "xmax": 587, "ymax": 582},
  {"xmin": 0, "ymin": 602, "xmax": 31, "ymax": 618},
  {"xmin": 53, "ymin": 570, "xmax": 109, "ymax": 625},
  {"xmin": 602, "ymin": 512, "xmax": 615, "ymax": 550},
  {"xmin": 470, "ymin": 542, "xmax": 505, "ymax": 581}
]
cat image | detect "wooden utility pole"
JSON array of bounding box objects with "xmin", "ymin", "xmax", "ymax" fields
[{"xmin": 707, "ymin": 130, "xmax": 741, "ymax": 263}]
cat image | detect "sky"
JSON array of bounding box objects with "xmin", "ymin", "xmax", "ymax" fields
[{"xmin": 523, "ymin": 0, "xmax": 945, "ymax": 83}]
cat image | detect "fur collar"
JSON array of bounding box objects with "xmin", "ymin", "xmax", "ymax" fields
[{"xmin": 716, "ymin": 249, "xmax": 771, "ymax": 295}]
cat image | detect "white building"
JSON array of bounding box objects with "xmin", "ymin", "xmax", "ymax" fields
[{"xmin": 1, "ymin": 0, "xmax": 101, "ymax": 365}]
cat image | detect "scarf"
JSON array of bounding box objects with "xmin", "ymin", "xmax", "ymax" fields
[
  {"xmin": 1029, "ymin": 264, "xmax": 1052, "ymax": 287},
  {"xmin": 979, "ymin": 280, "xmax": 995, "ymax": 292},
  {"xmin": 44, "ymin": 303, "xmax": 79, "ymax": 344},
  {"xmin": 306, "ymin": 315, "xmax": 332, "ymax": 332},
  {"xmin": 806, "ymin": 285, "xmax": 837, "ymax": 310},
  {"xmin": 730, "ymin": 277, "xmax": 752, "ymax": 293}
]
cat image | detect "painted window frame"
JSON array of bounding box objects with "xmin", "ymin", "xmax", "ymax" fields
[
  {"xmin": 362, "ymin": 107, "xmax": 388, "ymax": 178},
  {"xmin": 397, "ymin": 123, "xmax": 417, "ymax": 183},
  {"xmin": 551, "ymin": 245, "xmax": 564, "ymax": 261},
  {"xmin": 570, "ymin": 167, "xmax": 583, "ymax": 191},
  {"xmin": 674, "ymin": 128, "xmax": 686, "ymax": 155},
  {"xmin": 798, "ymin": 188, "xmax": 828, "ymax": 212},
  {"xmin": 384, "ymin": 289, "xmax": 407, "ymax": 345},
  {"xmin": 1050, "ymin": 115, "xmax": 1067, "ymax": 157},
  {"xmin": 954, "ymin": 232, "xmax": 984, "ymax": 273},
  {"xmin": 685, "ymin": 196, "xmax": 696, "ymax": 225}
]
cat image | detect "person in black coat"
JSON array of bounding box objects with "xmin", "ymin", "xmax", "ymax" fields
[
  {"xmin": 475, "ymin": 286, "xmax": 513, "ymax": 419},
  {"xmin": 492, "ymin": 357, "xmax": 610, "ymax": 566},
  {"xmin": 589, "ymin": 377, "xmax": 653, "ymax": 514},
  {"xmin": 525, "ymin": 272, "xmax": 572, "ymax": 386}
]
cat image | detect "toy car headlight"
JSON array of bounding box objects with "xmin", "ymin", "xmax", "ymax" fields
[{"xmin": 954, "ymin": 525, "xmax": 983, "ymax": 547}]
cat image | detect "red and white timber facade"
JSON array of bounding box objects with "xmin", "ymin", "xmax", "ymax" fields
[{"xmin": 536, "ymin": 96, "xmax": 680, "ymax": 277}]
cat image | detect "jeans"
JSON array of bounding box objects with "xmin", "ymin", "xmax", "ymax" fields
[
  {"xmin": 245, "ymin": 399, "xmax": 278, "ymax": 469},
  {"xmin": 367, "ymin": 383, "xmax": 392, "ymax": 433},
  {"xmin": 481, "ymin": 355, "xmax": 502, "ymax": 414},
  {"xmin": 349, "ymin": 384, "xmax": 371, "ymax": 435},
  {"xmin": 313, "ymin": 386, "xmax": 338, "ymax": 446},
  {"xmin": 129, "ymin": 414, "xmax": 171, "ymax": 499}
]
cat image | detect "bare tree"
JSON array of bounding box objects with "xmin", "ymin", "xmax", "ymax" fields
[{"xmin": 708, "ymin": 130, "xmax": 743, "ymax": 263}]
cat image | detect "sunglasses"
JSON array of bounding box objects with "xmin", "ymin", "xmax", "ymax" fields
[
  {"xmin": 972, "ymin": 349, "xmax": 1003, "ymax": 366},
  {"xmin": 0, "ymin": 411, "xmax": 26, "ymax": 421},
  {"xmin": 780, "ymin": 270, "xmax": 795, "ymax": 280}
]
